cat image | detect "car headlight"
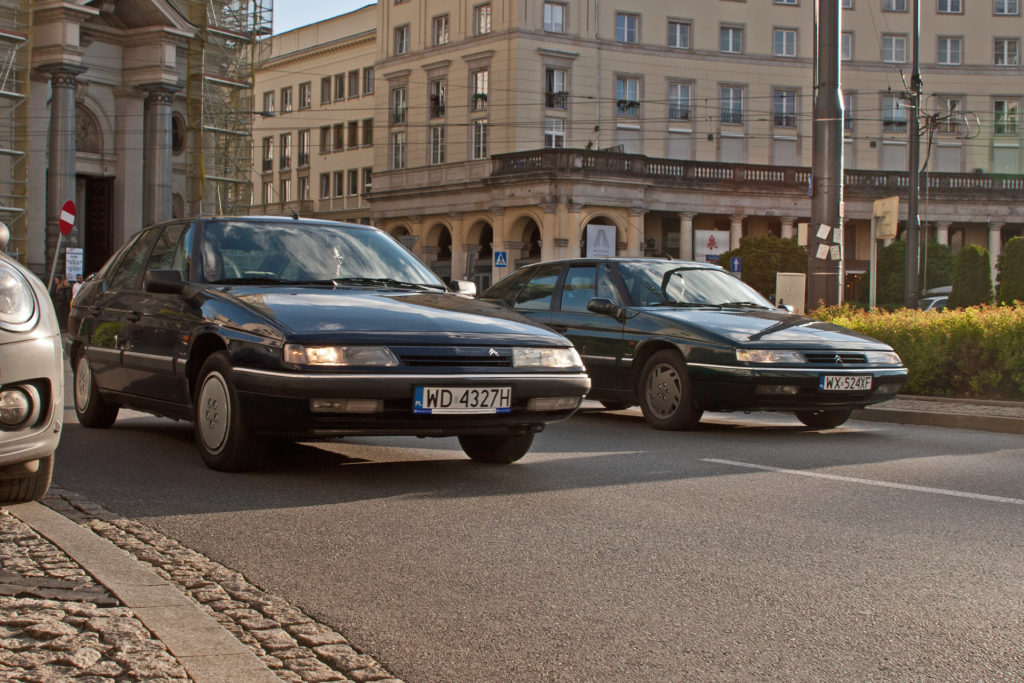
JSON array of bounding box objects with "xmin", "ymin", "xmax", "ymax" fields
[
  {"xmin": 863, "ymin": 350, "xmax": 902, "ymax": 365},
  {"xmin": 283, "ymin": 344, "xmax": 399, "ymax": 367},
  {"xmin": 736, "ymin": 349, "xmax": 805, "ymax": 364},
  {"xmin": 0, "ymin": 261, "xmax": 37, "ymax": 329},
  {"xmin": 513, "ymin": 347, "xmax": 582, "ymax": 369}
]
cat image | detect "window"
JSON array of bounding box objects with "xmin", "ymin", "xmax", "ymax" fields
[
  {"xmin": 261, "ymin": 137, "xmax": 273, "ymax": 172},
  {"xmin": 348, "ymin": 121, "xmax": 358, "ymax": 149},
  {"xmin": 348, "ymin": 169, "xmax": 359, "ymax": 196},
  {"xmin": 843, "ymin": 0, "xmax": 853, "ymax": 6},
  {"xmin": 776, "ymin": 0, "xmax": 798, "ymax": 4},
  {"xmin": 842, "ymin": 32, "xmax": 853, "ymax": 60},
  {"xmin": 319, "ymin": 126, "xmax": 331, "ymax": 154},
  {"xmin": 319, "ymin": 173, "xmax": 330, "ymax": 199},
  {"xmin": 298, "ymin": 176, "xmax": 310, "ymax": 201},
  {"xmin": 882, "ymin": 34, "xmax": 907, "ymax": 62},
  {"xmin": 430, "ymin": 126, "xmax": 446, "ymax": 164},
  {"xmin": 279, "ymin": 133, "xmax": 291, "ymax": 169},
  {"xmin": 298, "ymin": 82, "xmax": 311, "ymax": 109},
  {"xmin": 721, "ymin": 26, "xmax": 743, "ymax": 54},
  {"xmin": 348, "ymin": 71, "xmax": 359, "ymax": 98},
  {"xmin": 544, "ymin": 117, "xmax": 565, "ymax": 148},
  {"xmin": 475, "ymin": 4, "xmax": 492, "ymax": 35},
  {"xmin": 995, "ymin": 99, "xmax": 1018, "ymax": 134},
  {"xmin": 668, "ymin": 21, "xmax": 690, "ymax": 49},
  {"xmin": 995, "ymin": 0, "xmax": 1019, "ymax": 14},
  {"xmin": 843, "ymin": 92, "xmax": 853, "ymax": 131},
  {"xmin": 261, "ymin": 182, "xmax": 272, "ymax": 205},
  {"xmin": 883, "ymin": 0, "xmax": 906, "ymax": 10},
  {"xmin": 362, "ymin": 168, "xmax": 373, "ymax": 194},
  {"xmin": 668, "ymin": 82, "xmax": 691, "ymax": 121},
  {"xmin": 362, "ymin": 118, "xmax": 374, "ymax": 146},
  {"xmin": 430, "ymin": 80, "xmax": 446, "ymax": 118},
  {"xmin": 363, "ymin": 68, "xmax": 374, "ymax": 94},
  {"xmin": 546, "ymin": 68, "xmax": 567, "ymax": 108},
  {"xmin": 773, "ymin": 89, "xmax": 797, "ymax": 127},
  {"xmin": 544, "ymin": 3, "xmax": 565, "ymax": 33},
  {"xmin": 262, "ymin": 91, "xmax": 275, "ymax": 115},
  {"xmin": 108, "ymin": 229, "xmax": 160, "ymax": 290},
  {"xmin": 473, "ymin": 119, "xmax": 488, "ymax": 159},
  {"xmin": 616, "ymin": 13, "xmax": 639, "ymax": 43},
  {"xmin": 280, "ymin": 87, "xmax": 293, "ymax": 113},
  {"xmin": 995, "ymin": 39, "xmax": 1019, "ymax": 65},
  {"xmin": 883, "ymin": 95, "xmax": 907, "ymax": 131},
  {"xmin": 616, "ymin": 77, "xmax": 640, "ymax": 116},
  {"xmin": 334, "ymin": 171, "xmax": 344, "ymax": 197},
  {"xmin": 391, "ymin": 131, "xmax": 407, "ymax": 169},
  {"xmin": 938, "ymin": 0, "xmax": 962, "ymax": 12},
  {"xmin": 433, "ymin": 15, "xmax": 450, "ymax": 45},
  {"xmin": 937, "ymin": 37, "xmax": 962, "ymax": 65},
  {"xmin": 279, "ymin": 178, "xmax": 291, "ymax": 203},
  {"xmin": 335, "ymin": 74, "xmax": 345, "ymax": 100},
  {"xmin": 395, "ymin": 25, "xmax": 410, "ymax": 55},
  {"xmin": 472, "ymin": 70, "xmax": 489, "ymax": 110},
  {"xmin": 392, "ymin": 87, "xmax": 407, "ymax": 125},
  {"xmin": 939, "ymin": 97, "xmax": 962, "ymax": 134},
  {"xmin": 560, "ymin": 266, "xmax": 597, "ymax": 312},
  {"xmin": 513, "ymin": 263, "xmax": 563, "ymax": 310},
  {"xmin": 774, "ymin": 29, "xmax": 797, "ymax": 57},
  {"xmin": 320, "ymin": 77, "xmax": 332, "ymax": 105},
  {"xmin": 721, "ymin": 86, "xmax": 743, "ymax": 124},
  {"xmin": 334, "ymin": 123, "xmax": 345, "ymax": 151},
  {"xmin": 298, "ymin": 130, "xmax": 310, "ymax": 167}
]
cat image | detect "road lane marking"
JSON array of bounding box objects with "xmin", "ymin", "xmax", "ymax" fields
[{"xmin": 702, "ymin": 458, "xmax": 1024, "ymax": 506}]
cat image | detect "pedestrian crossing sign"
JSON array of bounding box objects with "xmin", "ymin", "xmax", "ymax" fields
[{"xmin": 494, "ymin": 251, "xmax": 507, "ymax": 268}]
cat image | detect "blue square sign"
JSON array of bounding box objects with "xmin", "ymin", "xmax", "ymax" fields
[{"xmin": 494, "ymin": 251, "xmax": 508, "ymax": 268}]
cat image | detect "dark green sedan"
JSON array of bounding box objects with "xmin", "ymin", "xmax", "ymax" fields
[{"xmin": 479, "ymin": 258, "xmax": 908, "ymax": 430}]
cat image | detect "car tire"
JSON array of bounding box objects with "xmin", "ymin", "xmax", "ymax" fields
[
  {"xmin": 458, "ymin": 432, "xmax": 534, "ymax": 464},
  {"xmin": 74, "ymin": 353, "xmax": 119, "ymax": 428},
  {"xmin": 795, "ymin": 409, "xmax": 853, "ymax": 429},
  {"xmin": 194, "ymin": 352, "xmax": 264, "ymax": 472},
  {"xmin": 599, "ymin": 401, "xmax": 632, "ymax": 411},
  {"xmin": 638, "ymin": 350, "xmax": 703, "ymax": 430},
  {"xmin": 0, "ymin": 455, "xmax": 52, "ymax": 504}
]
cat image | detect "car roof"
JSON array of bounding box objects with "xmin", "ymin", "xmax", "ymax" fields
[
  {"xmin": 157, "ymin": 216, "xmax": 378, "ymax": 230},
  {"xmin": 520, "ymin": 257, "xmax": 726, "ymax": 270}
]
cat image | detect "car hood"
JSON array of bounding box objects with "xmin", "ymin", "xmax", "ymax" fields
[
  {"xmin": 213, "ymin": 285, "xmax": 571, "ymax": 346},
  {"xmin": 645, "ymin": 307, "xmax": 893, "ymax": 348}
]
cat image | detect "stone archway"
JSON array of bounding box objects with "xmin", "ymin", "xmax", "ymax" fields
[
  {"xmin": 579, "ymin": 215, "xmax": 621, "ymax": 257},
  {"xmin": 426, "ymin": 222, "xmax": 453, "ymax": 282}
]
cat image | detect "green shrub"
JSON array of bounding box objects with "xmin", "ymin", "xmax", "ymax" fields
[
  {"xmin": 866, "ymin": 239, "xmax": 954, "ymax": 309},
  {"xmin": 948, "ymin": 245, "xmax": 993, "ymax": 308},
  {"xmin": 997, "ymin": 236, "xmax": 1024, "ymax": 305},
  {"xmin": 812, "ymin": 304, "xmax": 1024, "ymax": 398},
  {"xmin": 720, "ymin": 234, "xmax": 806, "ymax": 301}
]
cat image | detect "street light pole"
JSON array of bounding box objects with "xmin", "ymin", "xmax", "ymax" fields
[{"xmin": 904, "ymin": 0, "xmax": 922, "ymax": 308}]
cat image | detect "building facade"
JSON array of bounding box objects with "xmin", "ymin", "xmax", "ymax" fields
[{"xmin": 254, "ymin": 0, "xmax": 1024, "ymax": 298}]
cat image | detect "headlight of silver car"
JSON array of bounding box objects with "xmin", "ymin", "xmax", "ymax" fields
[
  {"xmin": 283, "ymin": 344, "xmax": 399, "ymax": 367},
  {"xmin": 513, "ymin": 347, "xmax": 582, "ymax": 369},
  {"xmin": 863, "ymin": 350, "xmax": 902, "ymax": 365},
  {"xmin": 735, "ymin": 349, "xmax": 805, "ymax": 364},
  {"xmin": 0, "ymin": 261, "xmax": 37, "ymax": 330}
]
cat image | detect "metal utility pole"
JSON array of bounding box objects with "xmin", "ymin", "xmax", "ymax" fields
[
  {"xmin": 808, "ymin": 0, "xmax": 844, "ymax": 310},
  {"xmin": 904, "ymin": 0, "xmax": 923, "ymax": 308}
]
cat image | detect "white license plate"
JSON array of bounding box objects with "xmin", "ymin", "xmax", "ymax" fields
[
  {"xmin": 414, "ymin": 386, "xmax": 511, "ymax": 414},
  {"xmin": 819, "ymin": 375, "xmax": 872, "ymax": 391}
]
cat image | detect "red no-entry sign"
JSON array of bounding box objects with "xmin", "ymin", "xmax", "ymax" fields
[{"xmin": 59, "ymin": 200, "xmax": 76, "ymax": 235}]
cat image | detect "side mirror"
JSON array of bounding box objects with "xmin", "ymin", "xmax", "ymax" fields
[
  {"xmin": 451, "ymin": 279, "xmax": 477, "ymax": 297},
  {"xmin": 144, "ymin": 269, "xmax": 187, "ymax": 295},
  {"xmin": 587, "ymin": 297, "xmax": 625, "ymax": 322},
  {"xmin": 777, "ymin": 303, "xmax": 795, "ymax": 313}
]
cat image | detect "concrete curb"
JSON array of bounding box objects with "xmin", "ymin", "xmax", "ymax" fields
[
  {"xmin": 854, "ymin": 407, "xmax": 1024, "ymax": 434},
  {"xmin": 7, "ymin": 501, "xmax": 281, "ymax": 683}
]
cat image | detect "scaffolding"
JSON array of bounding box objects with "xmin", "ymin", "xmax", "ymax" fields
[
  {"xmin": 0, "ymin": 0, "xmax": 28, "ymax": 261},
  {"xmin": 172, "ymin": 0, "xmax": 272, "ymax": 216}
]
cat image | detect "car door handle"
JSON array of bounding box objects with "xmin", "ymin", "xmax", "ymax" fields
[{"xmin": 127, "ymin": 312, "xmax": 141, "ymax": 322}]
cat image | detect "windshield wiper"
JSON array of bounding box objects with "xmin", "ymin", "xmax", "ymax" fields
[
  {"xmin": 332, "ymin": 277, "xmax": 440, "ymax": 290},
  {"xmin": 648, "ymin": 301, "xmax": 721, "ymax": 308},
  {"xmin": 720, "ymin": 301, "xmax": 771, "ymax": 309},
  {"xmin": 209, "ymin": 276, "xmax": 289, "ymax": 285}
]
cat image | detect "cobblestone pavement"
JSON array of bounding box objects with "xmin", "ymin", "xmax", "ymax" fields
[{"xmin": 1, "ymin": 487, "xmax": 402, "ymax": 683}]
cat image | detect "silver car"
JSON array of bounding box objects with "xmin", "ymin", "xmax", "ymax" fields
[{"xmin": 0, "ymin": 231, "xmax": 63, "ymax": 503}]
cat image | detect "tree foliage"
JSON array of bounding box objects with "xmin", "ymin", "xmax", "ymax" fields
[
  {"xmin": 868, "ymin": 239, "xmax": 954, "ymax": 308},
  {"xmin": 719, "ymin": 234, "xmax": 806, "ymax": 301},
  {"xmin": 997, "ymin": 236, "xmax": 1024, "ymax": 305},
  {"xmin": 948, "ymin": 245, "xmax": 993, "ymax": 308}
]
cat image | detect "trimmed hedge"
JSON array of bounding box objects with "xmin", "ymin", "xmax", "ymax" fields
[{"xmin": 813, "ymin": 304, "xmax": 1024, "ymax": 399}]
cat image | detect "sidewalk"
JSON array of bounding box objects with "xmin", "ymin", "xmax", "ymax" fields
[{"xmin": 1, "ymin": 395, "xmax": 1021, "ymax": 681}]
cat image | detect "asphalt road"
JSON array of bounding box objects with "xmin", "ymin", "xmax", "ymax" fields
[{"xmin": 52, "ymin": 404, "xmax": 1024, "ymax": 681}]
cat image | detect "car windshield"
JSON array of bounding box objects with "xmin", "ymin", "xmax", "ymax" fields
[
  {"xmin": 618, "ymin": 261, "xmax": 774, "ymax": 308},
  {"xmin": 199, "ymin": 220, "xmax": 445, "ymax": 289}
]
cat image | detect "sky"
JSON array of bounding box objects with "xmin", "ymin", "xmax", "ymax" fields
[{"xmin": 271, "ymin": 1, "xmax": 376, "ymax": 34}]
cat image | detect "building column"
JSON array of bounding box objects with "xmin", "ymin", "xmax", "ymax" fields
[
  {"xmin": 43, "ymin": 65, "xmax": 86, "ymax": 281},
  {"xmin": 988, "ymin": 222, "xmax": 1003, "ymax": 282},
  {"xmin": 626, "ymin": 210, "xmax": 644, "ymax": 256},
  {"xmin": 936, "ymin": 221, "xmax": 951, "ymax": 246},
  {"xmin": 781, "ymin": 217, "xmax": 796, "ymax": 240},
  {"xmin": 730, "ymin": 214, "xmax": 744, "ymax": 251},
  {"xmin": 678, "ymin": 213, "xmax": 694, "ymax": 260},
  {"xmin": 141, "ymin": 84, "xmax": 179, "ymax": 226}
]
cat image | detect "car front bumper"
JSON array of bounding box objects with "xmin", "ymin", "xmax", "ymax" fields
[
  {"xmin": 0, "ymin": 332, "xmax": 64, "ymax": 466},
  {"xmin": 231, "ymin": 367, "xmax": 592, "ymax": 437}
]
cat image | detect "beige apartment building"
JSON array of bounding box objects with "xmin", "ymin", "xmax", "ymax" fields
[{"xmin": 254, "ymin": 0, "xmax": 1024, "ymax": 296}]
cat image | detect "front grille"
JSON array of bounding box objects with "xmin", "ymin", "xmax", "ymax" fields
[
  {"xmin": 803, "ymin": 352, "xmax": 868, "ymax": 364},
  {"xmin": 395, "ymin": 347, "xmax": 513, "ymax": 368}
]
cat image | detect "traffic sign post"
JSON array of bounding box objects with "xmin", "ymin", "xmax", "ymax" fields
[{"xmin": 48, "ymin": 200, "xmax": 76, "ymax": 291}]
